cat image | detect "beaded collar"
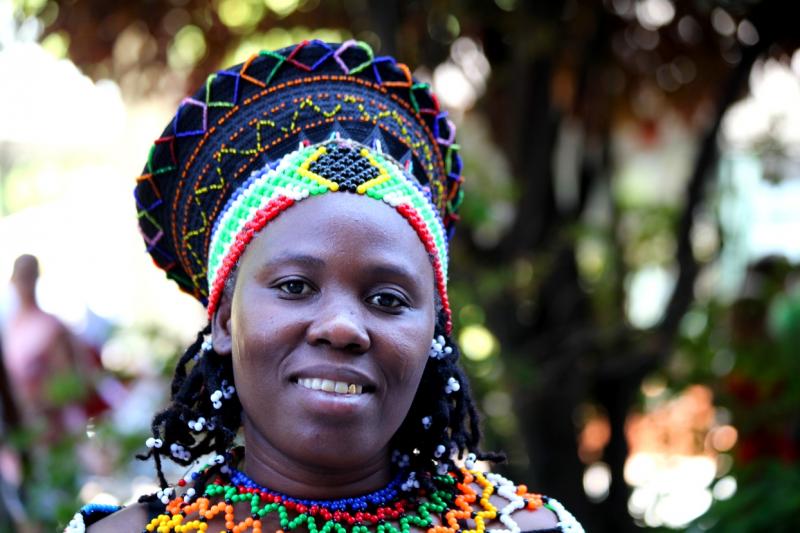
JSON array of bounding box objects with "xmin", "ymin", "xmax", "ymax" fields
[
  {"xmin": 65, "ymin": 452, "xmax": 584, "ymax": 533},
  {"xmin": 140, "ymin": 452, "xmax": 586, "ymax": 533}
]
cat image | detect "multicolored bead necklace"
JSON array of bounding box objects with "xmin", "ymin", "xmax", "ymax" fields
[
  {"xmin": 144, "ymin": 455, "xmax": 549, "ymax": 533},
  {"xmin": 227, "ymin": 466, "xmax": 405, "ymax": 512}
]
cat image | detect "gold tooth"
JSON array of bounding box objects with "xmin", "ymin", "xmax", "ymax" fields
[{"xmin": 347, "ymin": 384, "xmax": 357, "ymax": 394}]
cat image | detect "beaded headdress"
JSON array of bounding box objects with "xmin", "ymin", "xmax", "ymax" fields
[{"xmin": 135, "ymin": 40, "xmax": 463, "ymax": 331}]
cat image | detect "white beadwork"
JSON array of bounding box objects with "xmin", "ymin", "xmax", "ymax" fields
[
  {"xmin": 445, "ymin": 376, "xmax": 460, "ymax": 394},
  {"xmin": 485, "ymin": 471, "xmax": 526, "ymax": 533},
  {"xmin": 64, "ymin": 512, "xmax": 85, "ymax": 533},
  {"xmin": 464, "ymin": 452, "xmax": 477, "ymax": 469},
  {"xmin": 429, "ymin": 335, "xmax": 453, "ymax": 359},
  {"xmin": 545, "ymin": 497, "xmax": 585, "ymax": 533},
  {"xmin": 201, "ymin": 334, "xmax": 213, "ymax": 353}
]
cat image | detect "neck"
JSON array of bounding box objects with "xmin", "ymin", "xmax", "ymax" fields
[
  {"xmin": 15, "ymin": 297, "xmax": 39, "ymax": 313},
  {"xmin": 240, "ymin": 416, "xmax": 394, "ymax": 500}
]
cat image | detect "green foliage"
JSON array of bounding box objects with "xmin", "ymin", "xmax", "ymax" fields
[
  {"xmin": 700, "ymin": 461, "xmax": 800, "ymax": 532},
  {"xmin": 43, "ymin": 370, "xmax": 90, "ymax": 405},
  {"xmin": 674, "ymin": 258, "xmax": 800, "ymax": 531}
]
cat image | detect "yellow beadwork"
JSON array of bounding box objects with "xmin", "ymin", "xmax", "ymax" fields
[
  {"xmin": 356, "ymin": 148, "xmax": 392, "ymax": 194},
  {"xmin": 468, "ymin": 469, "xmax": 498, "ymax": 533},
  {"xmin": 146, "ymin": 467, "xmax": 544, "ymax": 533},
  {"xmin": 298, "ymin": 146, "xmax": 340, "ymax": 191}
]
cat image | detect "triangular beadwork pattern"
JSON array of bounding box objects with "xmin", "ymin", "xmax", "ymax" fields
[{"xmin": 135, "ymin": 39, "xmax": 463, "ymax": 309}]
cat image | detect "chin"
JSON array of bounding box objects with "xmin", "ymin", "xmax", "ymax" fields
[{"xmin": 290, "ymin": 434, "xmax": 388, "ymax": 470}]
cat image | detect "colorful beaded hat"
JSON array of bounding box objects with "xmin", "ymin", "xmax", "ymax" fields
[{"xmin": 135, "ymin": 40, "xmax": 463, "ymax": 331}]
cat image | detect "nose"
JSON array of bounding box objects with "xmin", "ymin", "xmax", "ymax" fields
[{"xmin": 306, "ymin": 295, "xmax": 370, "ymax": 353}]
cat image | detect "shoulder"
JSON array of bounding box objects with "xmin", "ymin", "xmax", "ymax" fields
[
  {"xmin": 64, "ymin": 501, "xmax": 152, "ymax": 533},
  {"xmin": 539, "ymin": 496, "xmax": 583, "ymax": 533},
  {"xmin": 509, "ymin": 496, "xmax": 584, "ymax": 533},
  {"xmin": 466, "ymin": 470, "xmax": 584, "ymax": 533}
]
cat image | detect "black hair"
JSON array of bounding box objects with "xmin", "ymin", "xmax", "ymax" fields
[{"xmin": 139, "ymin": 307, "xmax": 502, "ymax": 488}]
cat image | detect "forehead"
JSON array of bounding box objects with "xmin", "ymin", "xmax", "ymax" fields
[{"xmin": 237, "ymin": 193, "xmax": 435, "ymax": 277}]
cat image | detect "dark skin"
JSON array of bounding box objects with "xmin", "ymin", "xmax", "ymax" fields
[
  {"xmin": 213, "ymin": 192, "xmax": 437, "ymax": 498},
  {"xmin": 88, "ymin": 194, "xmax": 559, "ymax": 531}
]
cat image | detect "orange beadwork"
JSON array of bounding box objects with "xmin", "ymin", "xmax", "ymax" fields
[
  {"xmin": 136, "ymin": 40, "xmax": 463, "ymax": 314},
  {"xmin": 146, "ymin": 466, "xmax": 546, "ymax": 533}
]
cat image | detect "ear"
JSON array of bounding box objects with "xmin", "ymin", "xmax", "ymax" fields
[{"xmin": 211, "ymin": 290, "xmax": 233, "ymax": 356}]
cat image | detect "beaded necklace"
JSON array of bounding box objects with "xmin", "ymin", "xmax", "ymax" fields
[{"xmin": 144, "ymin": 455, "xmax": 548, "ymax": 533}]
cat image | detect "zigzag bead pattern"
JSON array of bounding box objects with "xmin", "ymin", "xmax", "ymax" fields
[
  {"xmin": 135, "ymin": 40, "xmax": 463, "ymax": 311},
  {"xmin": 205, "ymin": 139, "xmax": 451, "ymax": 330},
  {"xmin": 138, "ymin": 460, "xmax": 579, "ymax": 533},
  {"xmin": 64, "ymin": 463, "xmax": 584, "ymax": 533}
]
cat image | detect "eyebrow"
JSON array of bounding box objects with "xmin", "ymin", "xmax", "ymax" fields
[
  {"xmin": 262, "ymin": 252, "xmax": 327, "ymax": 269},
  {"xmin": 263, "ymin": 253, "xmax": 424, "ymax": 285},
  {"xmin": 362, "ymin": 263, "xmax": 422, "ymax": 284}
]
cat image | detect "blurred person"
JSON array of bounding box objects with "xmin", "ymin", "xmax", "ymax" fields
[
  {"xmin": 1, "ymin": 254, "xmax": 100, "ymax": 531},
  {"xmin": 1, "ymin": 254, "xmax": 91, "ymax": 437}
]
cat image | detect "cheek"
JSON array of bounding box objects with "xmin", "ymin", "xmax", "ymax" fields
[
  {"xmin": 384, "ymin": 319, "xmax": 434, "ymax": 385},
  {"xmin": 230, "ymin": 302, "xmax": 283, "ymax": 374}
]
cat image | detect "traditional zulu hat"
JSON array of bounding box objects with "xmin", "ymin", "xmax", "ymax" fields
[{"xmin": 135, "ymin": 40, "xmax": 463, "ymax": 331}]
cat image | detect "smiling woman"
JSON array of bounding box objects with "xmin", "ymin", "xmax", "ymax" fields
[
  {"xmin": 217, "ymin": 194, "xmax": 437, "ymax": 485},
  {"xmin": 65, "ymin": 40, "xmax": 583, "ymax": 533}
]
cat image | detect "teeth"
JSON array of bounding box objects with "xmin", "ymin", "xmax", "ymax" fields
[{"xmin": 297, "ymin": 378, "xmax": 364, "ymax": 395}]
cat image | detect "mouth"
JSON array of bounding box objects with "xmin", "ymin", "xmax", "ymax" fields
[{"xmin": 291, "ymin": 377, "xmax": 376, "ymax": 396}]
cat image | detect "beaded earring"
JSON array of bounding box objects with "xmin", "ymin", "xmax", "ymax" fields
[{"xmin": 193, "ymin": 333, "xmax": 213, "ymax": 362}]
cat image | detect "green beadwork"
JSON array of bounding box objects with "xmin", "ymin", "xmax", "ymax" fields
[{"xmin": 188, "ymin": 473, "xmax": 457, "ymax": 533}]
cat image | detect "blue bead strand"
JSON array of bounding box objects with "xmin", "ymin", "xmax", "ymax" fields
[{"xmin": 227, "ymin": 466, "xmax": 405, "ymax": 512}]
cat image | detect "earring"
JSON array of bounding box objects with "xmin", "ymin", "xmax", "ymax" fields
[{"xmin": 194, "ymin": 334, "xmax": 213, "ymax": 361}]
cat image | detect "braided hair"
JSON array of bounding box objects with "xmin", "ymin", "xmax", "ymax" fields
[{"xmin": 139, "ymin": 305, "xmax": 501, "ymax": 488}]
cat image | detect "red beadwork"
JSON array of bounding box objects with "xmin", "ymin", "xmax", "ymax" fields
[
  {"xmin": 394, "ymin": 203, "xmax": 453, "ymax": 333},
  {"xmin": 207, "ymin": 195, "xmax": 295, "ymax": 317}
]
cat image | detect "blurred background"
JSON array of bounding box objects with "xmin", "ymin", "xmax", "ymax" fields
[{"xmin": 0, "ymin": 0, "xmax": 798, "ymax": 531}]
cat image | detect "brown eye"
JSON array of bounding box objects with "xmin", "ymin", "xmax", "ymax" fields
[
  {"xmin": 367, "ymin": 292, "xmax": 407, "ymax": 309},
  {"xmin": 278, "ymin": 280, "xmax": 312, "ymax": 295}
]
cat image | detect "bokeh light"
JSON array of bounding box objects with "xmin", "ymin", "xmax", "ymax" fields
[{"xmin": 459, "ymin": 324, "xmax": 498, "ymax": 361}]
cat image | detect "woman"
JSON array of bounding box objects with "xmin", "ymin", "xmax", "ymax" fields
[{"xmin": 66, "ymin": 40, "xmax": 583, "ymax": 533}]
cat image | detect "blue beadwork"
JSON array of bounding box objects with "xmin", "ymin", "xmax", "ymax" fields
[
  {"xmin": 227, "ymin": 466, "xmax": 405, "ymax": 512},
  {"xmin": 81, "ymin": 503, "xmax": 122, "ymax": 517}
]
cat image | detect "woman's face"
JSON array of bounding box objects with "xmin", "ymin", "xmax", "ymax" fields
[{"xmin": 213, "ymin": 193, "xmax": 436, "ymax": 471}]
